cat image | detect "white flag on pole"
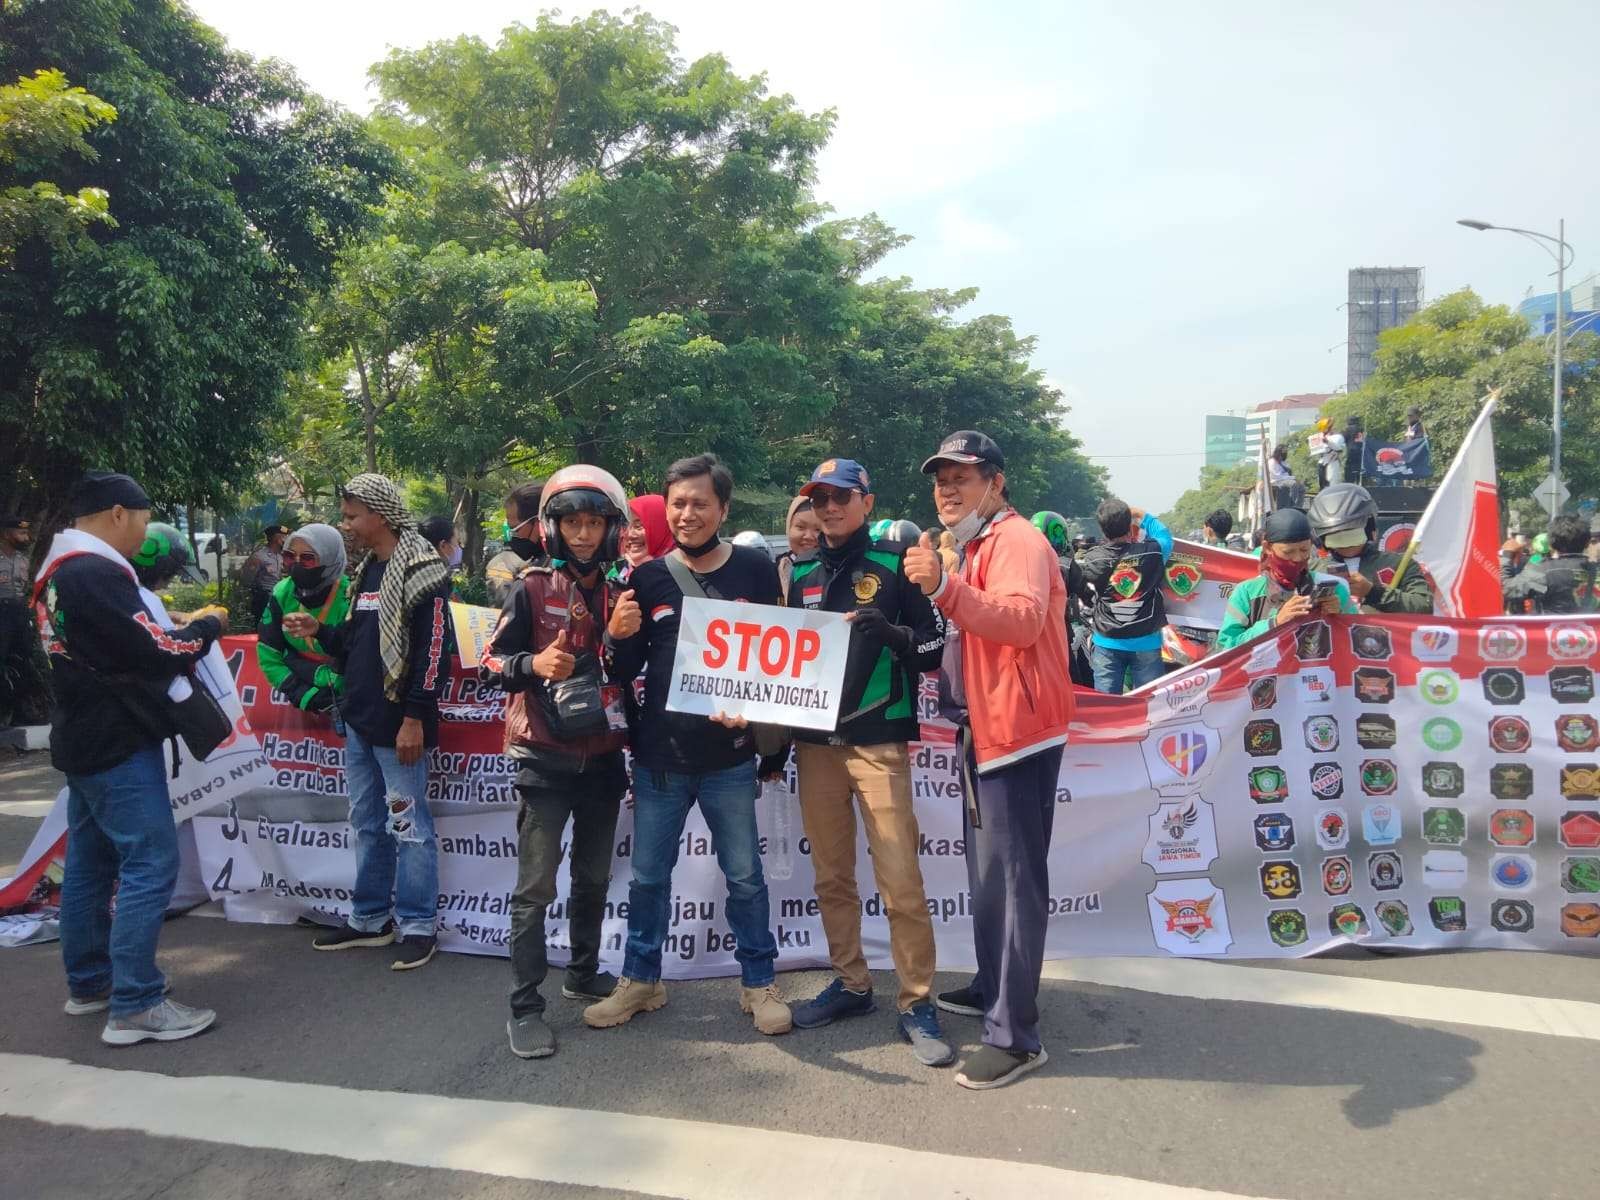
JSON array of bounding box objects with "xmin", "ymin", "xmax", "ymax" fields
[{"xmin": 1408, "ymin": 393, "xmax": 1502, "ymax": 617}]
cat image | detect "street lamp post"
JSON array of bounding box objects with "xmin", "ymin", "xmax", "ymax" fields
[{"xmin": 1457, "ymin": 217, "xmax": 1573, "ymax": 511}]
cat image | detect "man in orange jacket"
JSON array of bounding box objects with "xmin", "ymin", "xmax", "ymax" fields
[{"xmin": 904, "ymin": 430, "xmax": 1073, "ymax": 1091}]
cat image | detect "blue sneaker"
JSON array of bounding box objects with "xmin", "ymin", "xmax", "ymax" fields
[
  {"xmin": 898, "ymin": 1001, "xmax": 956, "ymax": 1067},
  {"xmin": 790, "ymin": 978, "xmax": 875, "ymax": 1029}
]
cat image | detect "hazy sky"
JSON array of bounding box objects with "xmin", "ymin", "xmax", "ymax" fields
[{"xmin": 187, "ymin": 0, "xmax": 1600, "ymax": 511}]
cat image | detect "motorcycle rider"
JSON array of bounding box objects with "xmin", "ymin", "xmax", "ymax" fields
[{"xmin": 1306, "ymin": 483, "xmax": 1432, "ymax": 615}]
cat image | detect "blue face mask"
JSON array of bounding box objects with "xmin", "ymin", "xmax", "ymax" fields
[{"xmin": 447, "ymin": 544, "xmax": 463, "ymax": 569}]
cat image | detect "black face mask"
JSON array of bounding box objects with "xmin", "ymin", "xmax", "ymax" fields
[
  {"xmin": 674, "ymin": 529, "xmax": 722, "ymax": 560},
  {"xmin": 290, "ymin": 565, "xmax": 327, "ymax": 596},
  {"xmin": 509, "ymin": 536, "xmax": 540, "ymax": 561}
]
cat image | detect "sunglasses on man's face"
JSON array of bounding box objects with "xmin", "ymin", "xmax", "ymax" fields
[
  {"xmin": 282, "ymin": 551, "xmax": 320, "ymax": 567},
  {"xmin": 809, "ymin": 487, "xmax": 861, "ymax": 509}
]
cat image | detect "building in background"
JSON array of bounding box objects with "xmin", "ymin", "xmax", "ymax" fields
[
  {"xmin": 1348, "ymin": 267, "xmax": 1423, "ymax": 391},
  {"xmin": 1243, "ymin": 394, "xmax": 1332, "ymax": 462},
  {"xmin": 1204, "ymin": 414, "xmax": 1248, "ymax": 468},
  {"xmin": 1517, "ymin": 276, "xmax": 1600, "ymax": 338}
]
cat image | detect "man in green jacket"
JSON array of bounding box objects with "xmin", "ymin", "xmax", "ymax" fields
[
  {"xmin": 1306, "ymin": 484, "xmax": 1432, "ymax": 615},
  {"xmin": 257, "ymin": 523, "xmax": 350, "ymax": 713},
  {"xmin": 784, "ymin": 458, "xmax": 953, "ymax": 1067},
  {"xmin": 1217, "ymin": 508, "xmax": 1357, "ymax": 649}
]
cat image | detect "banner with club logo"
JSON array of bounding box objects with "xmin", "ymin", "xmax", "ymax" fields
[{"xmin": 70, "ymin": 616, "xmax": 1600, "ymax": 971}]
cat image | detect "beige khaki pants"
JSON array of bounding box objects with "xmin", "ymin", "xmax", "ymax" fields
[{"xmin": 795, "ymin": 740, "xmax": 936, "ymax": 1010}]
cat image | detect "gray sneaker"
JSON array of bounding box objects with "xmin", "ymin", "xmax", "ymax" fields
[
  {"xmin": 898, "ymin": 1001, "xmax": 957, "ymax": 1067},
  {"xmin": 101, "ymin": 998, "xmax": 217, "ymax": 1046},
  {"xmin": 507, "ymin": 1013, "xmax": 556, "ymax": 1059}
]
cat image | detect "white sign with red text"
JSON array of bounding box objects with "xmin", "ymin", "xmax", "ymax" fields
[{"xmin": 666, "ymin": 597, "xmax": 850, "ymax": 731}]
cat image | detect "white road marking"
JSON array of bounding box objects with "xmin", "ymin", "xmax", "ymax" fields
[
  {"xmin": 0, "ymin": 1052, "xmax": 1282, "ymax": 1200},
  {"xmin": 0, "ymin": 799, "xmax": 55, "ymax": 818},
  {"xmin": 1043, "ymin": 958, "xmax": 1600, "ymax": 1041}
]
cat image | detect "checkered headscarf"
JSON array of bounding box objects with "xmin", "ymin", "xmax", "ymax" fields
[{"xmin": 342, "ymin": 474, "xmax": 451, "ymax": 702}]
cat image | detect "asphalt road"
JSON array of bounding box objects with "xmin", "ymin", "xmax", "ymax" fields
[{"xmin": 1, "ymin": 749, "xmax": 1593, "ymax": 1200}]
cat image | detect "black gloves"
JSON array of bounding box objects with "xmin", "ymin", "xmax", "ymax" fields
[{"xmin": 850, "ymin": 606, "xmax": 913, "ymax": 656}]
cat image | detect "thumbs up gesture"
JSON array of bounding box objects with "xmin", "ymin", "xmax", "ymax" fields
[
  {"xmin": 608, "ymin": 588, "xmax": 642, "ymax": 639},
  {"xmin": 903, "ymin": 530, "xmax": 943, "ymax": 596},
  {"xmin": 533, "ymin": 627, "xmax": 577, "ymax": 681}
]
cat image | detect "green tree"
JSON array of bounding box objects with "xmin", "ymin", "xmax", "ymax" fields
[
  {"xmin": 1162, "ymin": 461, "xmax": 1256, "ymax": 536},
  {"xmin": 806, "ymin": 279, "xmax": 1107, "ymax": 528},
  {"xmin": 0, "ymin": 0, "xmax": 400, "ymax": 526},
  {"xmin": 0, "ymin": 68, "xmax": 116, "ymax": 266},
  {"xmin": 368, "ymin": 11, "xmax": 846, "ymax": 490},
  {"xmin": 1310, "ymin": 289, "xmax": 1600, "ymax": 510}
]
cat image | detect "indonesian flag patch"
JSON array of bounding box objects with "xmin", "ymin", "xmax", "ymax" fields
[
  {"xmin": 651, "ymin": 604, "xmax": 674, "ymax": 623},
  {"xmin": 802, "ymin": 586, "xmax": 823, "ymax": 608}
]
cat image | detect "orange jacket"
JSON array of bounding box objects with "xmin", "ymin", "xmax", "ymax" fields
[{"xmin": 932, "ymin": 509, "xmax": 1073, "ymax": 773}]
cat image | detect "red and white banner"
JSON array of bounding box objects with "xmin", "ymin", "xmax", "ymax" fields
[
  {"xmin": 1161, "ymin": 538, "xmax": 1260, "ymax": 633},
  {"xmin": 1409, "ymin": 395, "xmax": 1502, "ymax": 618}
]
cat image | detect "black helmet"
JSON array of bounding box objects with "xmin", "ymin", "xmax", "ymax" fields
[
  {"xmin": 539, "ymin": 465, "xmax": 629, "ymax": 567},
  {"xmin": 1031, "ymin": 511, "xmax": 1071, "ymax": 555},
  {"xmin": 131, "ymin": 521, "xmax": 196, "ymax": 588},
  {"xmin": 1307, "ymin": 483, "xmax": 1378, "ymax": 548}
]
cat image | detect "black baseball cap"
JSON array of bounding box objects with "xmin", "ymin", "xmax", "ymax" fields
[
  {"xmin": 263, "ymin": 523, "xmax": 289, "ymax": 536},
  {"xmin": 921, "ymin": 430, "xmax": 1005, "ymax": 474}
]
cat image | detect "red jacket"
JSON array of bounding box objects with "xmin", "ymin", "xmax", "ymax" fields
[{"xmin": 933, "ymin": 509, "xmax": 1073, "ymax": 773}]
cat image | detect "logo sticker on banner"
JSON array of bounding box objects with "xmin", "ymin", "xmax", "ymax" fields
[
  {"xmin": 1259, "ymin": 861, "xmax": 1302, "ymax": 900},
  {"xmin": 1491, "ymin": 899, "xmax": 1534, "ymax": 933},
  {"xmin": 1248, "ymin": 765, "xmax": 1289, "ymax": 803},
  {"xmin": 1148, "ymin": 882, "xmax": 1233, "ymax": 956},
  {"xmin": 1141, "ymin": 723, "xmax": 1220, "ymax": 797},
  {"xmin": 1430, "ymin": 896, "xmax": 1468, "ymax": 932},
  {"xmin": 1267, "ymin": 909, "xmax": 1308, "ymax": 947},
  {"xmin": 1142, "ymin": 798, "xmax": 1220, "ymax": 874},
  {"xmin": 1322, "ymin": 855, "xmax": 1353, "ymax": 895},
  {"xmin": 1548, "ymin": 624, "xmax": 1598, "ymax": 660},
  {"xmin": 1354, "ymin": 668, "xmax": 1397, "ymax": 704},
  {"xmin": 1422, "ymin": 762, "xmax": 1466, "ymax": 798},
  {"xmin": 1317, "ymin": 807, "xmax": 1350, "ymax": 850},
  {"xmin": 1362, "ymin": 803, "xmax": 1401, "ymax": 845},
  {"xmin": 1356, "ymin": 714, "xmax": 1397, "ymax": 750},
  {"xmin": 1479, "ymin": 625, "xmax": 1528, "ymax": 662},
  {"xmin": 1329, "ymin": 903, "xmax": 1369, "ymax": 938},
  {"xmin": 1422, "ymin": 806, "xmax": 1467, "ymax": 846},
  {"xmin": 1376, "ymin": 900, "xmax": 1413, "ymax": 937},
  {"xmin": 1295, "ymin": 622, "xmax": 1332, "ymax": 662},
  {"xmin": 1491, "ymin": 855, "xmax": 1535, "ymax": 890},
  {"xmin": 1489, "ymin": 809, "xmax": 1536, "ymax": 847},
  {"xmin": 1482, "ymin": 668, "xmax": 1526, "ymax": 706},
  {"xmin": 1562, "ymin": 904, "xmax": 1600, "ymax": 937},
  {"xmin": 1489, "ymin": 764, "xmax": 1534, "ymax": 801},
  {"xmin": 1421, "ymin": 717, "xmax": 1463, "ymax": 752},
  {"xmin": 1561, "ymin": 765, "xmax": 1600, "ymax": 800},
  {"xmin": 1561, "ymin": 811, "xmax": 1600, "ymax": 848},
  {"xmin": 1549, "ymin": 667, "xmax": 1595, "ymax": 704},
  {"xmin": 1556, "ymin": 715, "xmax": 1599, "ymax": 753},
  {"xmin": 1303, "ymin": 715, "xmax": 1340, "ymax": 753},
  {"xmin": 1489, "ymin": 717, "xmax": 1532, "ymax": 754},
  {"xmin": 1249, "ymin": 677, "xmax": 1278, "ymax": 711},
  {"xmin": 1420, "ymin": 670, "xmax": 1460, "ymax": 705},
  {"xmin": 1146, "ymin": 668, "xmax": 1220, "ymax": 724},
  {"xmin": 1412, "ymin": 627, "xmax": 1458, "ymax": 661},
  {"xmin": 1561, "ymin": 857, "xmax": 1600, "ymax": 893},
  {"xmin": 1368, "ymin": 851, "xmax": 1403, "ymax": 890},
  {"xmin": 1423, "ymin": 851, "xmax": 1470, "ymax": 889},
  {"xmin": 1310, "ymin": 762, "xmax": 1344, "ymax": 799},
  {"xmin": 1253, "ymin": 813, "xmax": 1295, "ymax": 852},
  {"xmin": 1244, "ymin": 720, "xmax": 1282, "ymax": 757},
  {"xmin": 1360, "ymin": 759, "xmax": 1397, "ymax": 796},
  {"xmin": 1297, "ymin": 668, "xmax": 1335, "ymax": 704},
  {"xmin": 1350, "ymin": 624, "xmax": 1393, "ymax": 661}
]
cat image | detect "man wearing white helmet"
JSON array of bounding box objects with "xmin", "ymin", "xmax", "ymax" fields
[
  {"xmin": 479, "ymin": 465, "xmax": 643, "ymax": 1059},
  {"xmin": 1306, "ymin": 483, "xmax": 1432, "ymax": 614}
]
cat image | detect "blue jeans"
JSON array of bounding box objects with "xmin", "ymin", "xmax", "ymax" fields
[
  {"xmin": 624, "ymin": 760, "xmax": 778, "ymax": 987},
  {"xmin": 1091, "ymin": 643, "xmax": 1165, "ymax": 695},
  {"xmin": 60, "ymin": 745, "xmax": 178, "ymax": 1017},
  {"xmin": 345, "ymin": 726, "xmax": 439, "ymax": 938}
]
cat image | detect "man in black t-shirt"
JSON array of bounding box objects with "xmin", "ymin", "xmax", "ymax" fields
[
  {"xmin": 284, "ymin": 474, "xmax": 453, "ymax": 971},
  {"xmin": 584, "ymin": 454, "xmax": 793, "ymax": 1037}
]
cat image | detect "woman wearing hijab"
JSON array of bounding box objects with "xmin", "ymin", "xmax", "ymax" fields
[
  {"xmin": 775, "ymin": 495, "xmax": 821, "ymax": 601},
  {"xmin": 610, "ymin": 494, "xmax": 673, "ymax": 583},
  {"xmin": 1216, "ymin": 508, "xmax": 1357, "ymax": 649},
  {"xmin": 257, "ymin": 522, "xmax": 351, "ymax": 713}
]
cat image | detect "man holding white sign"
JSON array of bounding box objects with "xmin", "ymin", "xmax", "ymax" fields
[
  {"xmin": 587, "ymin": 454, "xmax": 794, "ymax": 1036},
  {"xmin": 783, "ymin": 458, "xmax": 954, "ymax": 1068}
]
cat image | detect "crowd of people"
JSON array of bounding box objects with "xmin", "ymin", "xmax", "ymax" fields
[{"xmin": 19, "ymin": 419, "xmax": 1600, "ymax": 1090}]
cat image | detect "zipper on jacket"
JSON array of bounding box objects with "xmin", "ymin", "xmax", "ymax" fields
[{"xmin": 1014, "ymin": 661, "xmax": 1037, "ymax": 713}]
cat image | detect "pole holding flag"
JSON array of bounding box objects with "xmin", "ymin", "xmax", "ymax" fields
[{"xmin": 1392, "ymin": 389, "xmax": 1503, "ymax": 617}]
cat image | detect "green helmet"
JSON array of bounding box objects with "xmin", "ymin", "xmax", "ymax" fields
[
  {"xmin": 1031, "ymin": 510, "xmax": 1071, "ymax": 555},
  {"xmin": 869, "ymin": 518, "xmax": 894, "ymax": 540},
  {"xmin": 130, "ymin": 521, "xmax": 196, "ymax": 588}
]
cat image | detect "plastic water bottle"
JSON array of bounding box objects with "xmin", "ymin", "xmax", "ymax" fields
[{"xmin": 764, "ymin": 781, "xmax": 794, "ymax": 881}]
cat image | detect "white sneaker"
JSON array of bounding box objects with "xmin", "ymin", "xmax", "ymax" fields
[{"xmin": 101, "ymin": 998, "xmax": 217, "ymax": 1046}]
